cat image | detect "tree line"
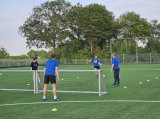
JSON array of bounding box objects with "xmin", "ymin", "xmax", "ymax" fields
[{"xmin": 1, "ymin": 0, "xmax": 160, "ymax": 60}]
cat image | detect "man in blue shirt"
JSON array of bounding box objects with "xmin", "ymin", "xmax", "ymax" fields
[
  {"xmin": 86, "ymin": 55, "xmax": 102, "ymax": 78},
  {"xmin": 43, "ymin": 53, "xmax": 60, "ymax": 101},
  {"xmin": 111, "ymin": 53, "xmax": 120, "ymax": 87}
]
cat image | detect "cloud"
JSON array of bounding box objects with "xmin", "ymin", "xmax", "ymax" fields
[
  {"xmin": 108, "ymin": 0, "xmax": 160, "ymax": 22},
  {"xmin": 97, "ymin": 1, "xmax": 107, "ymax": 6}
]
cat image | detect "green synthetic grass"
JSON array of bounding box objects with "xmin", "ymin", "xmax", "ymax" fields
[{"xmin": 0, "ymin": 64, "xmax": 160, "ymax": 119}]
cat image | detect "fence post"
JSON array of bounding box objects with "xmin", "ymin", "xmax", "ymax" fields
[
  {"xmin": 150, "ymin": 53, "xmax": 151, "ymax": 63},
  {"xmin": 123, "ymin": 54, "xmax": 124, "ymax": 63},
  {"xmin": 137, "ymin": 53, "xmax": 138, "ymax": 63}
]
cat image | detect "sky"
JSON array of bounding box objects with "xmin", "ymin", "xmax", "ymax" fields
[{"xmin": 0, "ymin": 0, "xmax": 160, "ymax": 56}]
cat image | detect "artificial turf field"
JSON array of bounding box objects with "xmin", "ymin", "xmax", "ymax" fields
[{"xmin": 0, "ymin": 64, "xmax": 160, "ymax": 119}]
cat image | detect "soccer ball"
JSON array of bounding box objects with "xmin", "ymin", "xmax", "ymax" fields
[{"xmin": 103, "ymin": 75, "xmax": 105, "ymax": 78}]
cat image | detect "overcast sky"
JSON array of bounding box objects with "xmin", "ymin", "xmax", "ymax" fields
[{"xmin": 0, "ymin": 0, "xmax": 160, "ymax": 56}]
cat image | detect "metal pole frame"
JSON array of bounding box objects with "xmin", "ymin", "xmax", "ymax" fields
[
  {"xmin": 98, "ymin": 70, "xmax": 101, "ymax": 96},
  {"xmin": 35, "ymin": 71, "xmax": 38, "ymax": 94},
  {"xmin": 33, "ymin": 71, "xmax": 36, "ymax": 94},
  {"xmin": 150, "ymin": 53, "xmax": 151, "ymax": 63}
]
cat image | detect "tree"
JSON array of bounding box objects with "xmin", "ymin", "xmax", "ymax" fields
[
  {"xmin": 18, "ymin": 0, "xmax": 71, "ymax": 53},
  {"xmin": 0, "ymin": 46, "xmax": 7, "ymax": 58},
  {"xmin": 150, "ymin": 19, "xmax": 160, "ymax": 37},
  {"xmin": 79, "ymin": 4, "xmax": 114, "ymax": 52},
  {"xmin": 66, "ymin": 3, "xmax": 84, "ymax": 52},
  {"xmin": 117, "ymin": 11, "xmax": 151, "ymax": 46},
  {"xmin": 27, "ymin": 50, "xmax": 37, "ymax": 59}
]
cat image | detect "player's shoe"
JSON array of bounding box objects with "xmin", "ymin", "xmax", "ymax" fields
[
  {"xmin": 96, "ymin": 75, "xmax": 98, "ymax": 78},
  {"xmin": 111, "ymin": 85, "xmax": 117, "ymax": 87},
  {"xmin": 54, "ymin": 98, "xmax": 60, "ymax": 101},
  {"xmin": 117, "ymin": 84, "xmax": 120, "ymax": 87},
  {"xmin": 39, "ymin": 80, "xmax": 42, "ymax": 84},
  {"xmin": 43, "ymin": 98, "xmax": 46, "ymax": 101}
]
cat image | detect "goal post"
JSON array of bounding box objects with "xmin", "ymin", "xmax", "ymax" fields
[
  {"xmin": 0, "ymin": 70, "xmax": 36, "ymax": 94},
  {"xmin": 36, "ymin": 70, "xmax": 108, "ymax": 96}
]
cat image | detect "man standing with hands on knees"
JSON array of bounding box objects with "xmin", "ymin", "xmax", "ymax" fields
[
  {"xmin": 43, "ymin": 53, "xmax": 60, "ymax": 101},
  {"xmin": 111, "ymin": 53, "xmax": 120, "ymax": 87}
]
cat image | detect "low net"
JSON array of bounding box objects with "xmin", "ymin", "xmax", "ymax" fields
[
  {"xmin": 0, "ymin": 70, "xmax": 107, "ymax": 96},
  {"xmin": 38, "ymin": 70, "xmax": 107, "ymax": 96},
  {"xmin": 0, "ymin": 70, "xmax": 37, "ymax": 93}
]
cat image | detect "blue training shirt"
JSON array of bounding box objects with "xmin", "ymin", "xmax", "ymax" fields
[
  {"xmin": 92, "ymin": 58, "xmax": 99, "ymax": 66},
  {"xmin": 112, "ymin": 57, "xmax": 119, "ymax": 70},
  {"xmin": 44, "ymin": 59, "xmax": 58, "ymax": 76}
]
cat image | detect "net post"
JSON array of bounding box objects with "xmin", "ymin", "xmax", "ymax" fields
[
  {"xmin": 35, "ymin": 71, "xmax": 38, "ymax": 94},
  {"xmin": 150, "ymin": 53, "xmax": 151, "ymax": 63},
  {"xmin": 99, "ymin": 70, "xmax": 101, "ymax": 96},
  {"xmin": 123, "ymin": 54, "xmax": 124, "ymax": 63},
  {"xmin": 33, "ymin": 71, "xmax": 36, "ymax": 94}
]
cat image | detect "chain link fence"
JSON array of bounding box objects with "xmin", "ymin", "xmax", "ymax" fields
[{"xmin": 0, "ymin": 53, "xmax": 160, "ymax": 67}]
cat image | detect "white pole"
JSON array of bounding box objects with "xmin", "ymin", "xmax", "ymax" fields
[
  {"xmin": 150, "ymin": 53, "xmax": 151, "ymax": 63},
  {"xmin": 136, "ymin": 41, "xmax": 138, "ymax": 63},
  {"xmin": 110, "ymin": 39, "xmax": 112, "ymax": 63},
  {"xmin": 36, "ymin": 71, "xmax": 38, "ymax": 94},
  {"xmin": 123, "ymin": 54, "xmax": 124, "ymax": 63},
  {"xmin": 99, "ymin": 70, "xmax": 101, "ymax": 96},
  {"xmin": 33, "ymin": 71, "xmax": 35, "ymax": 94}
]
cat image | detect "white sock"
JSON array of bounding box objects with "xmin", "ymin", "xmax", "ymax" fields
[
  {"xmin": 54, "ymin": 96, "xmax": 57, "ymax": 99},
  {"xmin": 43, "ymin": 96, "xmax": 46, "ymax": 99},
  {"xmin": 39, "ymin": 80, "xmax": 41, "ymax": 82}
]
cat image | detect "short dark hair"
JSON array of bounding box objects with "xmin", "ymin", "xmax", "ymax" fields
[
  {"xmin": 33, "ymin": 58, "xmax": 37, "ymax": 61},
  {"xmin": 50, "ymin": 53, "xmax": 56, "ymax": 59},
  {"xmin": 95, "ymin": 55, "xmax": 97, "ymax": 56}
]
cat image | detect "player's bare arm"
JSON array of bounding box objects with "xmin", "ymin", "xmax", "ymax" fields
[
  {"xmin": 98, "ymin": 62, "xmax": 102, "ymax": 65},
  {"xmin": 86, "ymin": 60, "xmax": 92, "ymax": 64},
  {"xmin": 111, "ymin": 64, "xmax": 114, "ymax": 72},
  {"xmin": 55, "ymin": 67, "xmax": 59, "ymax": 82},
  {"xmin": 44, "ymin": 68, "xmax": 46, "ymax": 74}
]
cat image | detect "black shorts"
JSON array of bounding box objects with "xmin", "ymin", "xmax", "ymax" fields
[
  {"xmin": 44, "ymin": 75, "xmax": 56, "ymax": 84},
  {"xmin": 94, "ymin": 66, "xmax": 100, "ymax": 69}
]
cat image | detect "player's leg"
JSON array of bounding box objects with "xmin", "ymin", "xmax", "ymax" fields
[
  {"xmin": 111, "ymin": 69, "xmax": 118, "ymax": 87},
  {"xmin": 50, "ymin": 75, "xmax": 59, "ymax": 101},
  {"xmin": 43, "ymin": 84, "xmax": 48, "ymax": 100},
  {"xmin": 117, "ymin": 68, "xmax": 120, "ymax": 86},
  {"xmin": 94, "ymin": 67, "xmax": 97, "ymax": 75},
  {"xmin": 37, "ymin": 72, "xmax": 42, "ymax": 84},
  {"xmin": 43, "ymin": 75, "xmax": 49, "ymax": 100}
]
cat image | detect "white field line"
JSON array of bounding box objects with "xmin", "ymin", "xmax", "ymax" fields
[
  {"xmin": 102, "ymin": 69, "xmax": 160, "ymax": 70},
  {"xmin": 1, "ymin": 100, "xmax": 160, "ymax": 107}
]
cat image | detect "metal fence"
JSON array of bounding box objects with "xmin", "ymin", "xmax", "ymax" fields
[{"xmin": 0, "ymin": 53, "xmax": 160, "ymax": 67}]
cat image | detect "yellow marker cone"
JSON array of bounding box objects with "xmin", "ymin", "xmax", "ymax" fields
[
  {"xmin": 0, "ymin": 73, "xmax": 2, "ymax": 76},
  {"xmin": 62, "ymin": 79, "xmax": 64, "ymax": 80},
  {"xmin": 155, "ymin": 77, "xmax": 158, "ymax": 79},
  {"xmin": 77, "ymin": 77, "xmax": 79, "ymax": 78},
  {"xmin": 139, "ymin": 82, "xmax": 142, "ymax": 84},
  {"xmin": 147, "ymin": 80, "xmax": 150, "ymax": 81},
  {"xmin": 124, "ymin": 86, "xmax": 127, "ymax": 88},
  {"xmin": 52, "ymin": 108, "xmax": 57, "ymax": 111},
  {"xmin": 103, "ymin": 75, "xmax": 105, "ymax": 78},
  {"xmin": 27, "ymin": 84, "xmax": 30, "ymax": 85}
]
